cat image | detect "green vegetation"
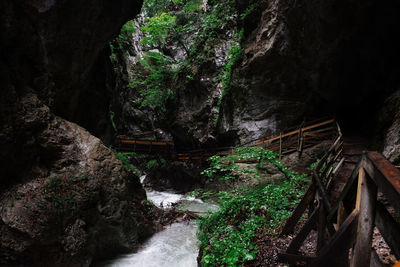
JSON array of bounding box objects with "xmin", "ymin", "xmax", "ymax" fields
[
  {"xmin": 109, "ymin": 20, "xmax": 136, "ymax": 63},
  {"xmin": 116, "ymin": 152, "xmax": 141, "ymax": 176},
  {"xmin": 201, "ymin": 146, "xmax": 284, "ymax": 181},
  {"xmin": 221, "ymin": 34, "xmax": 244, "ymax": 93},
  {"xmin": 197, "ymin": 148, "xmax": 310, "ymax": 266},
  {"xmin": 141, "ymin": 12, "xmax": 177, "ymax": 48},
  {"xmin": 43, "ymin": 175, "xmax": 90, "ymax": 213},
  {"xmin": 129, "ymin": 51, "xmax": 179, "ymax": 112},
  {"xmin": 146, "ymin": 157, "xmax": 166, "ymax": 170},
  {"xmin": 109, "ymin": 0, "xmax": 249, "ymax": 121}
]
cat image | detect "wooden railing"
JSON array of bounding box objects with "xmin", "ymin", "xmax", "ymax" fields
[
  {"xmin": 278, "ymin": 150, "xmax": 400, "ymax": 267},
  {"xmin": 252, "ymin": 118, "xmax": 337, "ymax": 158},
  {"xmin": 115, "ymin": 137, "xmax": 174, "ymax": 156},
  {"xmin": 114, "ymin": 118, "xmax": 338, "ymax": 163}
]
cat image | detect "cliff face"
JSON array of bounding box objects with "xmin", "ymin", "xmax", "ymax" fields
[
  {"xmin": 109, "ymin": 0, "xmax": 237, "ymax": 148},
  {"xmin": 0, "ymin": 0, "xmax": 159, "ymax": 265},
  {"xmin": 0, "ymin": 0, "xmax": 142, "ymax": 183},
  {"xmin": 219, "ymin": 0, "xmax": 400, "ymax": 144},
  {"xmin": 112, "ymin": 0, "xmax": 400, "ymax": 156}
]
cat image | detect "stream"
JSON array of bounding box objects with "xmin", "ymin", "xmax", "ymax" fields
[{"xmin": 101, "ymin": 176, "xmax": 218, "ymax": 267}]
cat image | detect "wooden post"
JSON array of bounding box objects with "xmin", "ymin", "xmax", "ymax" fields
[
  {"xmin": 336, "ymin": 201, "xmax": 347, "ymax": 230},
  {"xmin": 279, "ymin": 132, "xmax": 282, "ymax": 160},
  {"xmin": 351, "ymin": 168, "xmax": 377, "ymax": 267},
  {"xmin": 317, "ymin": 197, "xmax": 327, "ymax": 254},
  {"xmin": 297, "ymin": 120, "xmax": 305, "ymax": 157},
  {"xmin": 298, "ymin": 128, "xmax": 304, "ymax": 158}
]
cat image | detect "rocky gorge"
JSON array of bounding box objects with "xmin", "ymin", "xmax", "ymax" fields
[
  {"xmin": 111, "ymin": 0, "xmax": 400, "ymax": 163},
  {"xmin": 1, "ymin": 0, "xmax": 400, "ymax": 266},
  {"xmin": 0, "ymin": 0, "xmax": 161, "ymax": 266}
]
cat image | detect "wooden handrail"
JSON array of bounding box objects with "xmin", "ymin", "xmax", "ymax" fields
[
  {"xmin": 115, "ymin": 117, "xmax": 338, "ymax": 163},
  {"xmin": 254, "ymin": 119, "xmax": 335, "ymax": 146},
  {"xmin": 118, "ymin": 140, "xmax": 174, "ymax": 146},
  {"xmin": 279, "ymin": 150, "xmax": 400, "ymax": 267},
  {"xmin": 364, "ymin": 151, "xmax": 400, "ymax": 214}
]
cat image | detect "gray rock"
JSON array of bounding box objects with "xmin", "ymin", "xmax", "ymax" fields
[
  {"xmin": 380, "ymin": 90, "xmax": 400, "ymax": 164},
  {"xmin": 0, "ymin": 94, "xmax": 157, "ymax": 266}
]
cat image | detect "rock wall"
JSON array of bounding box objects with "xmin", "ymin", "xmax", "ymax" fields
[
  {"xmin": 0, "ymin": 94, "xmax": 156, "ymax": 266},
  {"xmin": 112, "ymin": 0, "xmax": 400, "ymax": 154},
  {"xmin": 0, "ymin": 0, "xmax": 160, "ymax": 265},
  {"xmin": 219, "ymin": 0, "xmax": 400, "ymax": 144},
  {"xmin": 379, "ymin": 90, "xmax": 400, "ymax": 164},
  {"xmin": 109, "ymin": 0, "xmax": 237, "ymax": 149}
]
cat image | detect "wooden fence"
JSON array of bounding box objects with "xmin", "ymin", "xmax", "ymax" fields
[
  {"xmin": 115, "ymin": 118, "xmax": 338, "ymax": 163},
  {"xmin": 278, "ymin": 147, "xmax": 400, "ymax": 266}
]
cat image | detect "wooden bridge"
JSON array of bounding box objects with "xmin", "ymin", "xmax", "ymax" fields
[
  {"xmin": 278, "ymin": 126, "xmax": 400, "ymax": 267},
  {"xmin": 115, "ymin": 117, "xmax": 338, "ymax": 162}
]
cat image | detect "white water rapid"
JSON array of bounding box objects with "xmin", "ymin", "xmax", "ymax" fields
[{"xmin": 100, "ymin": 176, "xmax": 218, "ymax": 267}]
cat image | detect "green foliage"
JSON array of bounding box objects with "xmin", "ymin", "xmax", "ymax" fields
[
  {"xmin": 240, "ymin": 2, "xmax": 256, "ymax": 21},
  {"xmin": 130, "ymin": 51, "xmax": 179, "ymax": 112},
  {"xmin": 43, "ymin": 175, "xmax": 90, "ymax": 213},
  {"xmin": 109, "ymin": 20, "xmax": 137, "ymax": 62},
  {"xmin": 221, "ymin": 40, "xmax": 243, "ymax": 92},
  {"xmin": 183, "ymin": 0, "xmax": 203, "ymax": 12},
  {"xmin": 201, "ymin": 147, "xmax": 278, "ymax": 181},
  {"xmin": 110, "ymin": 0, "xmax": 247, "ymax": 122},
  {"xmin": 146, "ymin": 157, "xmax": 166, "ymax": 170},
  {"xmin": 141, "ymin": 12, "xmax": 176, "ymax": 47},
  {"xmin": 116, "ymin": 152, "xmax": 140, "ymax": 176},
  {"xmin": 198, "ymin": 152, "xmax": 310, "ymax": 266},
  {"xmin": 143, "ymin": 0, "xmax": 173, "ymax": 17}
]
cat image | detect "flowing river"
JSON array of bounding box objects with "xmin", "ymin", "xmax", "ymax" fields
[{"xmin": 100, "ymin": 176, "xmax": 218, "ymax": 267}]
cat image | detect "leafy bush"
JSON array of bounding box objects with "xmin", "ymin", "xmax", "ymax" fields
[
  {"xmin": 109, "ymin": 20, "xmax": 136, "ymax": 62},
  {"xmin": 201, "ymin": 146, "xmax": 279, "ymax": 181},
  {"xmin": 129, "ymin": 51, "xmax": 179, "ymax": 112},
  {"xmin": 116, "ymin": 152, "xmax": 140, "ymax": 176},
  {"xmin": 146, "ymin": 157, "xmax": 166, "ymax": 170},
  {"xmin": 198, "ymin": 148, "xmax": 310, "ymax": 266},
  {"xmin": 141, "ymin": 12, "xmax": 176, "ymax": 47}
]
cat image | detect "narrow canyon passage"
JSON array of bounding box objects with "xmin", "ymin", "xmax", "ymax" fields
[{"xmin": 1, "ymin": 0, "xmax": 400, "ymax": 266}]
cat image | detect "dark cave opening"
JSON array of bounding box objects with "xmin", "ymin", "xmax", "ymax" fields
[{"xmin": 324, "ymin": 0, "xmax": 400, "ymax": 139}]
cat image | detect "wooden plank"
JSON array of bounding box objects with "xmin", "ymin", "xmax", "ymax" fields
[
  {"xmin": 311, "ymin": 209, "xmax": 359, "ymax": 267},
  {"xmin": 327, "ymin": 159, "xmax": 362, "ymax": 221},
  {"xmin": 279, "ymin": 132, "xmax": 282, "ymax": 159},
  {"xmin": 336, "ymin": 201, "xmax": 347, "ymax": 229},
  {"xmin": 287, "ymin": 208, "xmax": 318, "ymax": 253},
  {"xmin": 119, "ymin": 140, "xmax": 170, "ymax": 146},
  {"xmin": 326, "ymin": 157, "xmax": 345, "ymax": 190},
  {"xmin": 321, "ymin": 148, "xmax": 343, "ymax": 182},
  {"xmin": 375, "ymin": 201, "xmax": 400, "ymax": 259},
  {"xmin": 281, "ymin": 184, "xmax": 316, "ymax": 235},
  {"xmin": 304, "ymin": 126, "xmax": 335, "ymax": 136},
  {"xmin": 317, "ymin": 202, "xmax": 327, "ymax": 254},
  {"xmin": 277, "ymin": 252, "xmax": 316, "ymax": 265},
  {"xmin": 315, "ymin": 135, "xmax": 342, "ymax": 171},
  {"xmin": 365, "ymin": 151, "xmax": 400, "ymax": 214},
  {"xmin": 351, "ymin": 168, "xmax": 377, "ymax": 267},
  {"xmin": 254, "ymin": 119, "xmax": 335, "ymax": 146},
  {"xmin": 313, "ymin": 173, "xmax": 332, "ymax": 214}
]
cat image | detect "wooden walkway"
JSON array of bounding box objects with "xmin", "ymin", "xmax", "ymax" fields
[
  {"xmin": 278, "ymin": 128, "xmax": 400, "ymax": 266},
  {"xmin": 116, "ymin": 118, "xmax": 400, "ymax": 265},
  {"xmin": 115, "ymin": 118, "xmax": 338, "ymax": 163}
]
